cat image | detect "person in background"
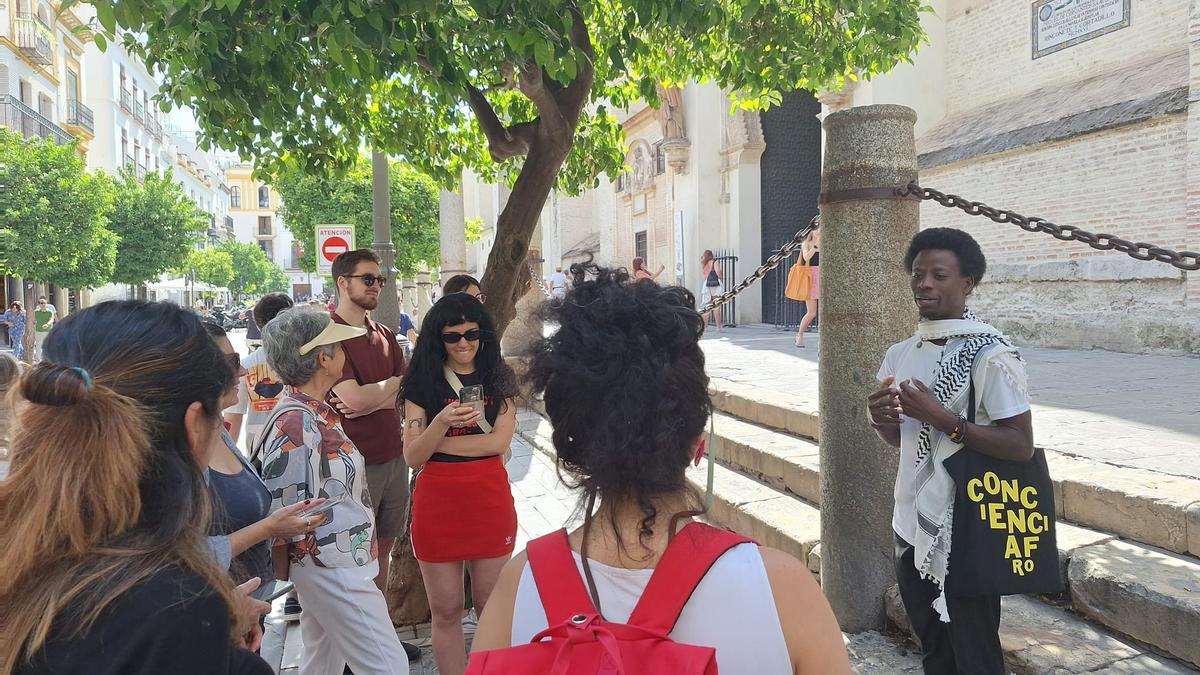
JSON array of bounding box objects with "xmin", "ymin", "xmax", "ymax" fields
[
  {"xmin": 794, "ymin": 225, "xmax": 821, "ymax": 348},
  {"xmin": 401, "ymin": 293, "xmax": 519, "ymax": 675},
  {"xmin": 398, "ymin": 297, "xmax": 419, "ymax": 346},
  {"xmin": 442, "ymin": 274, "xmax": 485, "ymax": 303},
  {"xmin": 203, "ymin": 321, "xmax": 323, "ymax": 590},
  {"xmin": 868, "ymin": 228, "xmax": 1032, "ymax": 675},
  {"xmin": 548, "ymin": 265, "xmax": 569, "ymax": 299},
  {"xmin": 470, "ymin": 264, "xmax": 850, "ymax": 674},
  {"xmin": 0, "ymin": 300, "xmax": 272, "ymax": 674},
  {"xmin": 260, "ymin": 307, "xmax": 410, "ymax": 674},
  {"xmin": 225, "ymin": 293, "xmax": 295, "ymax": 450},
  {"xmin": 700, "ymin": 250, "xmax": 725, "ymax": 331},
  {"xmin": 0, "ymin": 352, "xmax": 22, "ymax": 460},
  {"xmin": 632, "ymin": 256, "xmax": 665, "ymax": 282},
  {"xmin": 31, "ymin": 296, "xmax": 56, "ymax": 362},
  {"xmin": 323, "ymin": 250, "xmax": 414, "ymax": 648},
  {"xmin": 2, "ymin": 301, "xmax": 26, "ymax": 361}
]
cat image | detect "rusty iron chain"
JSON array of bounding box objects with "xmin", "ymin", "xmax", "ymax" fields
[
  {"xmin": 697, "ymin": 215, "xmax": 820, "ymax": 315},
  {"xmin": 898, "ymin": 182, "xmax": 1200, "ymax": 272}
]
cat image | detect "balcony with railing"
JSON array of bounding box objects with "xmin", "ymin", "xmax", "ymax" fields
[
  {"xmin": 136, "ymin": 163, "xmax": 147, "ymax": 182},
  {"xmin": 119, "ymin": 89, "xmax": 133, "ymax": 113},
  {"xmin": 65, "ymin": 100, "xmax": 95, "ymax": 136},
  {"xmin": 0, "ymin": 96, "xmax": 71, "ymax": 145},
  {"xmin": 134, "ymin": 99, "xmax": 146, "ymax": 123},
  {"xmin": 147, "ymin": 115, "xmax": 162, "ymax": 138},
  {"xmin": 14, "ymin": 13, "xmax": 54, "ymax": 66}
]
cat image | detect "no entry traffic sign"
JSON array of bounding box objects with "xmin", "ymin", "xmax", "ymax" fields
[{"xmin": 316, "ymin": 225, "xmax": 354, "ymax": 275}]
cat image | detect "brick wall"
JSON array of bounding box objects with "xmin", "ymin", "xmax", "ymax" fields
[
  {"xmin": 945, "ymin": 0, "xmax": 1190, "ymax": 117},
  {"xmin": 920, "ymin": 114, "xmax": 1196, "ymax": 352}
]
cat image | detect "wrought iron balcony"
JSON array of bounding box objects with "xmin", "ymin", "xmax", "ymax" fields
[
  {"xmin": 119, "ymin": 89, "xmax": 133, "ymax": 113},
  {"xmin": 65, "ymin": 100, "xmax": 94, "ymax": 134},
  {"xmin": 0, "ymin": 95, "xmax": 71, "ymax": 145},
  {"xmin": 224, "ymin": 215, "xmax": 235, "ymax": 230},
  {"xmin": 134, "ymin": 100, "xmax": 145, "ymax": 123},
  {"xmin": 14, "ymin": 13, "xmax": 54, "ymax": 66},
  {"xmin": 148, "ymin": 116, "xmax": 162, "ymax": 138},
  {"xmin": 136, "ymin": 163, "xmax": 147, "ymax": 181}
]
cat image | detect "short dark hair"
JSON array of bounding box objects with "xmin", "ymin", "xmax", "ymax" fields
[
  {"xmin": 253, "ymin": 293, "xmax": 294, "ymax": 329},
  {"xmin": 442, "ymin": 274, "xmax": 480, "ymax": 295},
  {"xmin": 526, "ymin": 263, "xmax": 709, "ymax": 547},
  {"xmin": 331, "ymin": 249, "xmax": 382, "ymax": 281},
  {"xmin": 903, "ymin": 228, "xmax": 987, "ymax": 284},
  {"xmin": 201, "ymin": 321, "xmax": 227, "ymax": 339}
]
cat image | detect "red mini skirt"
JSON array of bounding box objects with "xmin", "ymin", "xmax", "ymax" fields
[{"xmin": 411, "ymin": 455, "xmax": 518, "ymax": 563}]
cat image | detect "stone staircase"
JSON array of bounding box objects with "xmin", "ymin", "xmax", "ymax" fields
[{"xmin": 516, "ymin": 378, "xmax": 1200, "ymax": 673}]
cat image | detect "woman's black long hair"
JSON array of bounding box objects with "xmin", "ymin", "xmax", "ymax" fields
[{"xmin": 401, "ymin": 292, "xmax": 517, "ymax": 410}]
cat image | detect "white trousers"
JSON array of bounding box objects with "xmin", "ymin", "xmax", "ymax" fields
[{"xmin": 290, "ymin": 558, "xmax": 409, "ymax": 675}]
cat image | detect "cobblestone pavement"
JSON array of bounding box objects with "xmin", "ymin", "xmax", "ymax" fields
[{"xmin": 701, "ymin": 324, "xmax": 1200, "ymax": 479}]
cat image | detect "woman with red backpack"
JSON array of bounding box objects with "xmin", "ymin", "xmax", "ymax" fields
[{"xmin": 468, "ymin": 264, "xmax": 850, "ymax": 674}]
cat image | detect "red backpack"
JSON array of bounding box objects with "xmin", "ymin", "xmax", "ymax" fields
[{"xmin": 466, "ymin": 522, "xmax": 754, "ymax": 675}]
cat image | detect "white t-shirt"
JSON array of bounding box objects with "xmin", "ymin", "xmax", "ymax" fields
[
  {"xmin": 511, "ymin": 543, "xmax": 792, "ymax": 674},
  {"xmin": 224, "ymin": 348, "xmax": 286, "ymax": 451},
  {"xmin": 877, "ymin": 335, "xmax": 1031, "ymax": 544},
  {"xmin": 549, "ymin": 271, "xmax": 569, "ymax": 294}
]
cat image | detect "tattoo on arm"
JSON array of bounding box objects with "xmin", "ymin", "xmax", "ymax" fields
[{"xmin": 408, "ymin": 417, "xmax": 424, "ymax": 431}]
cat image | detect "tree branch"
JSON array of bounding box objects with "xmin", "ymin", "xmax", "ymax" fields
[
  {"xmin": 557, "ymin": 5, "xmax": 595, "ymax": 121},
  {"xmin": 518, "ymin": 62, "xmax": 569, "ymax": 141},
  {"xmin": 465, "ymin": 82, "xmax": 535, "ymax": 162}
]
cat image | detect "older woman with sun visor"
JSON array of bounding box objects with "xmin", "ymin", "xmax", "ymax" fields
[{"xmin": 258, "ymin": 306, "xmax": 409, "ymax": 674}]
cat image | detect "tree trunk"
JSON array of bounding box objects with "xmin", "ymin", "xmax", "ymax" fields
[
  {"xmin": 371, "ymin": 150, "xmax": 400, "ymax": 331},
  {"xmin": 22, "ymin": 282, "xmax": 36, "ymax": 362},
  {"xmin": 480, "ymin": 140, "xmax": 572, "ymax": 336}
]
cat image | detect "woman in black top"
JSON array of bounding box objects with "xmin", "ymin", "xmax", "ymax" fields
[
  {"xmin": 401, "ymin": 293, "xmax": 519, "ymax": 675},
  {"xmin": 0, "ymin": 301, "xmax": 271, "ymax": 675}
]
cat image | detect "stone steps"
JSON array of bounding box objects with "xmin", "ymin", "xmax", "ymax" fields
[
  {"xmin": 516, "ymin": 410, "xmax": 1200, "ymax": 670},
  {"xmin": 709, "ymin": 377, "xmax": 1200, "ymax": 559}
]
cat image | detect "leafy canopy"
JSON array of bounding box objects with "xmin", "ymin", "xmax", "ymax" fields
[
  {"xmin": 216, "ymin": 239, "xmax": 289, "ymax": 298},
  {"xmin": 107, "ymin": 167, "xmax": 210, "ymax": 287},
  {"xmin": 182, "ymin": 246, "xmax": 235, "ymax": 289},
  {"xmin": 80, "ymin": 0, "xmax": 926, "ymax": 192},
  {"xmin": 275, "ymin": 157, "xmax": 440, "ymax": 278},
  {"xmin": 0, "ymin": 130, "xmax": 116, "ymax": 288}
]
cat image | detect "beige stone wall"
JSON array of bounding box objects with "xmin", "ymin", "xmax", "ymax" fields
[
  {"xmin": 921, "ymin": 115, "xmax": 1195, "ymax": 353},
  {"xmin": 944, "ymin": 0, "xmax": 1189, "ymax": 117}
]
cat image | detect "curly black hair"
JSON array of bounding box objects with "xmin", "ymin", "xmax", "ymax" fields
[
  {"xmin": 526, "ymin": 263, "xmax": 710, "ymax": 548},
  {"xmin": 400, "ymin": 292, "xmax": 517, "ymax": 413},
  {"xmin": 903, "ymin": 227, "xmax": 988, "ymax": 284}
]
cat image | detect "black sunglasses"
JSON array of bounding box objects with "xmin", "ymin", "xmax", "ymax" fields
[
  {"xmin": 343, "ymin": 273, "xmax": 388, "ymax": 287},
  {"xmin": 441, "ymin": 329, "xmax": 483, "ymax": 344}
]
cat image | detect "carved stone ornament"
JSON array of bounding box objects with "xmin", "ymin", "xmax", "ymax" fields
[
  {"xmin": 656, "ymin": 85, "xmax": 687, "ymax": 140},
  {"xmin": 817, "ymin": 78, "xmax": 859, "ymax": 113},
  {"xmin": 661, "ymin": 138, "xmax": 691, "ymax": 174}
]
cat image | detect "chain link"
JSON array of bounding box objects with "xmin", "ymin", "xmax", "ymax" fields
[
  {"xmin": 697, "ymin": 215, "xmax": 820, "ymax": 315},
  {"xmin": 528, "ymin": 261, "xmax": 553, "ymax": 299},
  {"xmin": 898, "ymin": 183, "xmax": 1200, "ymax": 272}
]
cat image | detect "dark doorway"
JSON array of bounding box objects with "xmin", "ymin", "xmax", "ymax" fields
[{"xmin": 760, "ymin": 90, "xmax": 822, "ymax": 325}]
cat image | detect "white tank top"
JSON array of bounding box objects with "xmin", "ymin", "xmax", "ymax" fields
[{"xmin": 510, "ymin": 542, "xmax": 793, "ymax": 674}]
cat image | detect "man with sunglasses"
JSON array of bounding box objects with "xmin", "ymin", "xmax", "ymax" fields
[{"xmin": 326, "ymin": 250, "xmax": 415, "ymax": 617}]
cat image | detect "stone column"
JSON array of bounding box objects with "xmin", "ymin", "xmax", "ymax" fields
[
  {"xmin": 370, "ymin": 150, "xmax": 400, "ymax": 330},
  {"xmin": 52, "ymin": 287, "xmax": 68, "ymax": 316},
  {"xmin": 818, "ymin": 104, "xmax": 920, "ymax": 631},
  {"xmin": 402, "ymin": 277, "xmax": 418, "ymax": 319},
  {"xmin": 440, "ymin": 187, "xmax": 468, "ymax": 277},
  {"xmin": 416, "ymin": 270, "xmax": 433, "ymax": 319},
  {"xmin": 1186, "ymin": 0, "xmax": 1200, "ymax": 308}
]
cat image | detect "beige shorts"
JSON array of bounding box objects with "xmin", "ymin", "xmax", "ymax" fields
[{"xmin": 365, "ymin": 456, "xmax": 410, "ymax": 540}]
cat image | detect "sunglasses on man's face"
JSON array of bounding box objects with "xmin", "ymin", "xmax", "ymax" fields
[
  {"xmin": 441, "ymin": 329, "xmax": 483, "ymax": 344},
  {"xmin": 343, "ymin": 274, "xmax": 388, "ymax": 287}
]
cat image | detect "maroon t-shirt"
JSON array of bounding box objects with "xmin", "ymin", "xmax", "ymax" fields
[{"xmin": 329, "ymin": 312, "xmax": 405, "ymax": 465}]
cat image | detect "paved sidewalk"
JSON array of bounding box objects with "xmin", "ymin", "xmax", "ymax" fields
[{"xmin": 701, "ymin": 324, "xmax": 1200, "ymax": 479}]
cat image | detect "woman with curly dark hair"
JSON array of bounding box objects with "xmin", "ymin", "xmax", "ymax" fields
[
  {"xmin": 469, "ymin": 264, "xmax": 849, "ymax": 674},
  {"xmin": 400, "ymin": 293, "xmax": 519, "ymax": 675}
]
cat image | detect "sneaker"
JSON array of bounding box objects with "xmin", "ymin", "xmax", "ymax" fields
[
  {"xmin": 282, "ymin": 594, "xmax": 302, "ymax": 622},
  {"xmin": 461, "ymin": 608, "xmax": 479, "ymax": 635},
  {"xmin": 402, "ymin": 641, "xmax": 422, "ymax": 661}
]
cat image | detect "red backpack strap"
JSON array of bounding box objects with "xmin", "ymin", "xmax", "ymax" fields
[
  {"xmin": 627, "ymin": 523, "xmax": 754, "ymax": 635},
  {"xmin": 526, "ymin": 529, "xmax": 598, "ymax": 626}
]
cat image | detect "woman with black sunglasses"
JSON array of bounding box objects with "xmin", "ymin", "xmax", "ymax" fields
[{"xmin": 400, "ymin": 293, "xmax": 519, "ymax": 675}]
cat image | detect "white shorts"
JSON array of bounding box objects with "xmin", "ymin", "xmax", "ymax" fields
[{"xmin": 701, "ymin": 285, "xmax": 723, "ymax": 304}]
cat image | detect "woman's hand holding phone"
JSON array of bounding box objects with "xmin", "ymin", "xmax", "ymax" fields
[
  {"xmin": 435, "ymin": 402, "xmax": 482, "ymax": 429},
  {"xmin": 267, "ymin": 498, "xmax": 329, "ymax": 538},
  {"xmin": 232, "ymin": 577, "xmax": 272, "ymax": 649}
]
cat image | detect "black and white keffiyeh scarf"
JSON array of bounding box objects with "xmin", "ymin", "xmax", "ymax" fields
[{"xmin": 911, "ymin": 308, "xmax": 1026, "ymax": 621}]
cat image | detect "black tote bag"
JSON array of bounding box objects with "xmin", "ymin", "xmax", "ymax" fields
[{"xmin": 942, "ymin": 370, "xmax": 1063, "ymax": 598}]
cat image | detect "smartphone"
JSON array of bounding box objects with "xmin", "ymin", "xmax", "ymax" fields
[
  {"xmin": 251, "ymin": 579, "xmax": 294, "ymax": 603},
  {"xmin": 459, "ymin": 384, "xmax": 486, "ymax": 419},
  {"xmin": 300, "ymin": 493, "xmax": 344, "ymax": 519}
]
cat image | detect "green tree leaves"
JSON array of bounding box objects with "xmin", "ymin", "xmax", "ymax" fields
[
  {"xmin": 275, "ymin": 157, "xmax": 439, "ymax": 278},
  {"xmin": 0, "ymin": 130, "xmax": 116, "ymax": 289},
  {"xmin": 107, "ymin": 167, "xmax": 209, "ymax": 287},
  {"xmin": 215, "ymin": 240, "xmax": 288, "ymax": 298},
  {"xmin": 182, "ymin": 247, "xmax": 235, "ymax": 289}
]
